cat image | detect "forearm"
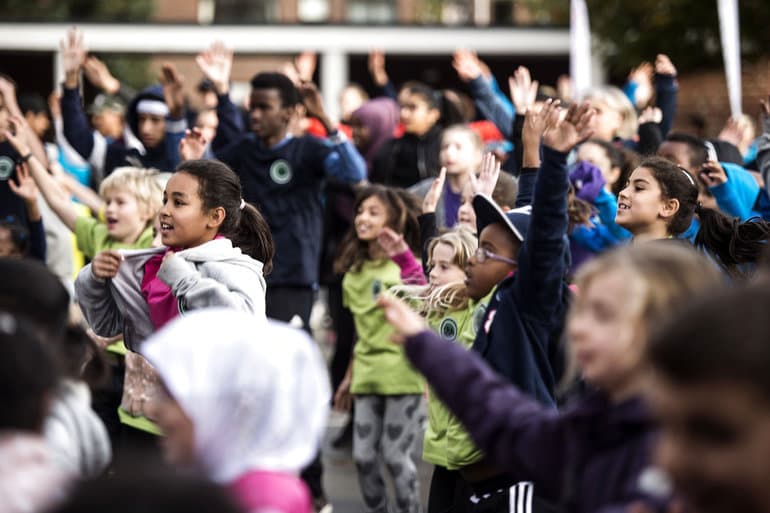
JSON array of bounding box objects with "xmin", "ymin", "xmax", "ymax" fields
[
  {"xmin": 61, "ymin": 86, "xmax": 97, "ymax": 160},
  {"xmin": 655, "ymin": 74, "xmax": 678, "ymax": 138},
  {"xmin": 469, "ymin": 76, "xmax": 513, "ymax": 139},
  {"xmin": 392, "ymin": 249, "xmax": 427, "ymax": 285},
  {"xmin": 67, "ymin": 176, "xmax": 105, "ymax": 214},
  {"xmin": 213, "ymin": 93, "xmax": 245, "ymax": 151},
  {"xmin": 404, "ymin": 330, "xmax": 565, "ymax": 482},
  {"xmin": 27, "ymin": 155, "xmax": 79, "ymax": 231},
  {"xmin": 324, "ymin": 139, "xmax": 367, "ymax": 184}
]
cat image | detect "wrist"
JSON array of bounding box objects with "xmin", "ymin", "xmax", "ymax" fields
[
  {"xmin": 64, "ymin": 71, "xmax": 79, "ymax": 89},
  {"xmin": 104, "ymin": 77, "xmax": 121, "ymax": 95},
  {"xmin": 214, "ymin": 81, "xmax": 229, "ymax": 95}
]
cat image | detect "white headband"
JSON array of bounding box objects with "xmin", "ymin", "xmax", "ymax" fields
[{"xmin": 136, "ymin": 99, "xmax": 169, "ymax": 118}]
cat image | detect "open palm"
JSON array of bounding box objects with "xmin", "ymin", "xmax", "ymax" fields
[
  {"xmin": 196, "ymin": 42, "xmax": 232, "ymax": 93},
  {"xmin": 543, "ymin": 102, "xmax": 595, "ymax": 153}
]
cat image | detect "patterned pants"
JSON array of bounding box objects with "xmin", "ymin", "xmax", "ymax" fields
[{"xmin": 353, "ymin": 394, "xmax": 423, "ymax": 513}]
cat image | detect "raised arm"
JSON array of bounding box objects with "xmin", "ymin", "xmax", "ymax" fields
[
  {"xmin": 378, "ymin": 294, "xmax": 568, "ymax": 498},
  {"xmin": 654, "ymin": 54, "xmax": 678, "ymax": 138},
  {"xmin": 455, "ymin": 50, "xmax": 514, "ymax": 139},
  {"xmin": 368, "ymin": 50, "xmax": 397, "ymax": 100},
  {"xmin": 8, "ymin": 162, "xmax": 46, "ymax": 261},
  {"xmin": 516, "ymin": 101, "xmax": 594, "ymax": 320},
  {"xmin": 83, "ymin": 55, "xmax": 136, "ymax": 105},
  {"xmin": 299, "ymin": 83, "xmax": 366, "ymax": 183},
  {"xmin": 0, "ymin": 78, "xmax": 48, "ymax": 166},
  {"xmin": 3, "ymin": 117, "xmax": 80, "ymax": 231},
  {"xmin": 197, "ymin": 42, "xmax": 245, "ymax": 149}
]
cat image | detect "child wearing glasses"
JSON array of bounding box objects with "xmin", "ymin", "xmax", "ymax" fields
[{"xmin": 391, "ymin": 100, "xmax": 593, "ymax": 513}]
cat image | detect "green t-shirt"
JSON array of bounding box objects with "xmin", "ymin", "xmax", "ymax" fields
[
  {"xmin": 422, "ymin": 291, "xmax": 493, "ymax": 469},
  {"xmin": 75, "ymin": 215, "xmax": 154, "ymax": 260},
  {"xmin": 343, "ymin": 259, "xmax": 424, "ymax": 395}
]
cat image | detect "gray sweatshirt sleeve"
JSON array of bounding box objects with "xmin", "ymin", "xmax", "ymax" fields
[
  {"xmin": 157, "ymin": 255, "xmax": 267, "ymax": 320},
  {"xmin": 74, "ymin": 265, "xmax": 124, "ymax": 338}
]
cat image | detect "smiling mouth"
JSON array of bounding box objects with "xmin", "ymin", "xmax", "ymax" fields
[
  {"xmin": 160, "ymin": 222, "xmax": 174, "ymax": 232},
  {"xmin": 617, "ymin": 203, "xmax": 630, "ymax": 210}
]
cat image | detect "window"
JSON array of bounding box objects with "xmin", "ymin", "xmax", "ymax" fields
[
  {"xmin": 213, "ymin": 0, "xmax": 278, "ymax": 23},
  {"xmin": 347, "ymin": 0, "xmax": 396, "ymax": 23}
]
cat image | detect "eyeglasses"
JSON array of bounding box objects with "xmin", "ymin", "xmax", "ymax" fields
[{"xmin": 474, "ymin": 247, "xmax": 517, "ymax": 266}]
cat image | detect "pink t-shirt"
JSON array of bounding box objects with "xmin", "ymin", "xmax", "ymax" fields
[
  {"xmin": 141, "ymin": 250, "xmax": 179, "ymax": 330},
  {"xmin": 229, "ymin": 470, "xmax": 313, "ymax": 513}
]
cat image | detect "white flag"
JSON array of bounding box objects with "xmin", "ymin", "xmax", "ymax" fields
[
  {"xmin": 717, "ymin": 0, "xmax": 742, "ymax": 116},
  {"xmin": 570, "ymin": 0, "xmax": 592, "ymax": 100}
]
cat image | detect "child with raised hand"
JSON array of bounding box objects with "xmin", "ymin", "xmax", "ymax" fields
[
  {"xmin": 75, "ymin": 159, "xmax": 273, "ymax": 434},
  {"xmin": 332, "ymin": 184, "xmax": 424, "ymax": 513},
  {"xmin": 141, "ymin": 309, "xmax": 330, "ymax": 513},
  {"xmin": 380, "ymin": 242, "xmax": 722, "ymax": 513},
  {"xmin": 614, "ymin": 156, "xmax": 770, "ymax": 277},
  {"xmin": 3, "ymin": 116, "xmax": 161, "ymax": 259},
  {"xmin": 410, "ymin": 124, "xmax": 484, "ymax": 229},
  {"xmin": 647, "ymin": 283, "xmax": 770, "ymax": 513}
]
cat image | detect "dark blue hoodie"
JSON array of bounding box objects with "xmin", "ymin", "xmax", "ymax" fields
[
  {"xmin": 213, "ymin": 95, "xmax": 366, "ymax": 287},
  {"xmin": 61, "ymin": 85, "xmax": 185, "ymax": 176},
  {"xmin": 471, "ymin": 146, "xmax": 573, "ymax": 407}
]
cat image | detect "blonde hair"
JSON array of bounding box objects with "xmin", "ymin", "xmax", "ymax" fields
[
  {"xmin": 99, "ymin": 167, "xmax": 164, "ymax": 222},
  {"xmin": 562, "ymin": 243, "xmax": 723, "ymax": 387},
  {"xmin": 584, "ymin": 86, "xmax": 638, "ymax": 140},
  {"xmin": 392, "ymin": 227, "xmax": 477, "ymax": 315},
  {"xmin": 441, "ymin": 124, "xmax": 483, "ymax": 171}
]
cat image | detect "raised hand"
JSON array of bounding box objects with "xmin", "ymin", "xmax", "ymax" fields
[
  {"xmin": 508, "ymin": 65, "xmax": 539, "ymax": 114},
  {"xmin": 522, "ymin": 99, "xmax": 558, "ymax": 151},
  {"xmin": 3, "ymin": 116, "xmax": 31, "ymax": 156},
  {"xmin": 377, "ymin": 293, "xmax": 428, "ymax": 342},
  {"xmin": 0, "ymin": 76, "xmax": 21, "ymax": 118},
  {"xmin": 655, "ymin": 54, "xmax": 677, "ymax": 77},
  {"xmin": 469, "ymin": 153, "xmax": 500, "ymax": 196},
  {"xmin": 556, "ymin": 74, "xmax": 573, "ymax": 104},
  {"xmin": 47, "ymin": 91, "xmax": 62, "ymax": 120},
  {"xmin": 368, "ymin": 49, "xmax": 388, "ymax": 87},
  {"xmin": 452, "ymin": 49, "xmax": 483, "ymax": 82},
  {"xmin": 61, "ymin": 27, "xmax": 87, "ymax": 88},
  {"xmin": 83, "ymin": 56, "xmax": 121, "ymax": 95},
  {"xmin": 698, "ymin": 161, "xmax": 728, "ymax": 188},
  {"xmin": 628, "ymin": 61, "xmax": 654, "ymax": 108},
  {"xmin": 159, "ymin": 62, "xmax": 185, "ymax": 118},
  {"xmin": 8, "ymin": 162, "xmax": 39, "ymax": 203},
  {"xmin": 179, "ymin": 128, "xmax": 208, "ymax": 160},
  {"xmin": 91, "ymin": 250, "xmax": 124, "ymax": 280},
  {"xmin": 294, "ymin": 51, "xmax": 317, "ymax": 83},
  {"xmin": 195, "ymin": 41, "xmax": 233, "ymax": 95},
  {"xmin": 377, "ymin": 227, "xmax": 408, "ymax": 257},
  {"xmin": 298, "ymin": 82, "xmax": 334, "ymax": 132},
  {"xmin": 638, "ymin": 106, "xmax": 663, "ymax": 125},
  {"xmin": 542, "ymin": 101, "xmax": 595, "ymax": 153},
  {"xmin": 422, "ymin": 167, "xmax": 446, "ymax": 214}
]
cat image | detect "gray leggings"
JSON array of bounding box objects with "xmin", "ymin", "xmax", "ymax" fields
[{"xmin": 353, "ymin": 394, "xmax": 423, "ymax": 513}]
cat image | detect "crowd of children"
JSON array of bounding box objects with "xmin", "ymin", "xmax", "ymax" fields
[{"xmin": 2, "ymin": 23, "xmax": 770, "ymax": 513}]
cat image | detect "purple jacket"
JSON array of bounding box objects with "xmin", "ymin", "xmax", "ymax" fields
[{"xmin": 405, "ymin": 330, "xmax": 669, "ymax": 513}]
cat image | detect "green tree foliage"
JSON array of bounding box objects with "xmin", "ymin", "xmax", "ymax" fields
[
  {"xmin": 0, "ymin": 0, "xmax": 152, "ymax": 22},
  {"xmin": 519, "ymin": 0, "xmax": 770, "ymax": 75},
  {"xmin": 0, "ymin": 0, "xmax": 154, "ymax": 88}
]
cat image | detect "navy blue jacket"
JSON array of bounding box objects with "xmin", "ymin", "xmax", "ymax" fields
[
  {"xmin": 471, "ymin": 146, "xmax": 572, "ymax": 407},
  {"xmin": 61, "ymin": 85, "xmax": 185, "ymax": 175},
  {"xmin": 214, "ymin": 95, "xmax": 366, "ymax": 287},
  {"xmin": 405, "ymin": 331, "xmax": 666, "ymax": 513}
]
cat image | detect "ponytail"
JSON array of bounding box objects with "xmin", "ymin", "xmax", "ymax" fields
[
  {"xmin": 230, "ymin": 202, "xmax": 275, "ymax": 275},
  {"xmin": 695, "ymin": 207, "xmax": 770, "ymax": 277}
]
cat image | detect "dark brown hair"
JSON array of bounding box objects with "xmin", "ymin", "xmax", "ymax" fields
[
  {"xmin": 175, "ymin": 160, "xmax": 275, "ymax": 274},
  {"xmin": 334, "ymin": 184, "xmax": 421, "ymax": 274}
]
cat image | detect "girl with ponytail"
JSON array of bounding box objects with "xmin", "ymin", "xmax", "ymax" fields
[
  {"xmin": 75, "ymin": 159, "xmax": 274, "ymax": 436},
  {"xmin": 615, "ymin": 155, "xmax": 770, "ymax": 276}
]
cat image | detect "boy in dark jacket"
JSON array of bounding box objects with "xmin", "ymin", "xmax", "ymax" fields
[
  {"xmin": 189, "ymin": 50, "xmax": 366, "ymax": 330},
  {"xmin": 59, "ymin": 28, "xmax": 186, "ymax": 178}
]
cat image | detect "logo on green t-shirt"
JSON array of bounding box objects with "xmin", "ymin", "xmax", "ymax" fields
[
  {"xmin": 439, "ymin": 317, "xmax": 458, "ymax": 341},
  {"xmin": 0, "ymin": 156, "xmax": 14, "ymax": 180},
  {"xmin": 269, "ymin": 159, "xmax": 293, "ymax": 185}
]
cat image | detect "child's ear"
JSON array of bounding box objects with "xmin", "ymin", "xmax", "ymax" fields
[
  {"xmin": 208, "ymin": 206, "xmax": 226, "ymax": 229},
  {"xmin": 659, "ymin": 197, "xmax": 680, "ymax": 220}
]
